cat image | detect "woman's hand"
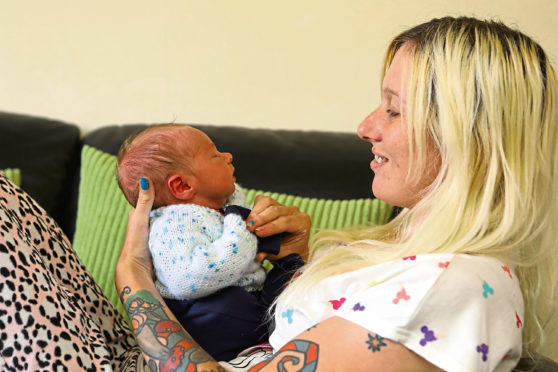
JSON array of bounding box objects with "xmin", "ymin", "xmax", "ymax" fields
[
  {"xmin": 247, "ymin": 195, "xmax": 311, "ymax": 262},
  {"xmin": 115, "ymin": 177, "xmax": 155, "ymax": 290}
]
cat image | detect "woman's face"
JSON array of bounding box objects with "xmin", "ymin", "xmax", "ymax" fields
[{"xmin": 357, "ymin": 45, "xmax": 439, "ymax": 209}]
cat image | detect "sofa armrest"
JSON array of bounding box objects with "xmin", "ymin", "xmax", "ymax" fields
[{"xmin": 0, "ymin": 111, "xmax": 81, "ymax": 238}]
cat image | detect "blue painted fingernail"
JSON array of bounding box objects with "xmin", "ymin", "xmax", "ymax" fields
[
  {"xmin": 140, "ymin": 177, "xmax": 149, "ymax": 190},
  {"xmin": 248, "ymin": 220, "xmax": 255, "ymax": 226}
]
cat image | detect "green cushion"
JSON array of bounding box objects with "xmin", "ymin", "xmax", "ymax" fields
[
  {"xmin": 0, "ymin": 168, "xmax": 21, "ymax": 187},
  {"xmin": 73, "ymin": 145, "xmax": 393, "ymax": 316},
  {"xmin": 242, "ymin": 190, "xmax": 392, "ymax": 232},
  {"xmin": 73, "ymin": 146, "xmax": 131, "ymax": 317}
]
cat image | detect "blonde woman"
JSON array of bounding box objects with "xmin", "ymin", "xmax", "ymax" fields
[{"xmin": 116, "ymin": 16, "xmax": 557, "ymax": 371}]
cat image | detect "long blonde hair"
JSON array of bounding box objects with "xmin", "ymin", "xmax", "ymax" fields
[{"xmin": 276, "ymin": 17, "xmax": 558, "ymax": 358}]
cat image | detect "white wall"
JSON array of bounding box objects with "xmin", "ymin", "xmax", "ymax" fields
[{"xmin": 1, "ymin": 0, "xmax": 557, "ymax": 133}]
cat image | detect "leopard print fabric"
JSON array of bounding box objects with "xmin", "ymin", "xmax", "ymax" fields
[{"xmin": 0, "ymin": 174, "xmax": 144, "ymax": 371}]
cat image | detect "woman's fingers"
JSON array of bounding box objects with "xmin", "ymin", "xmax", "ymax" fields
[
  {"xmin": 253, "ymin": 206, "xmax": 303, "ymax": 236},
  {"xmin": 248, "ymin": 195, "xmax": 295, "ymax": 233},
  {"xmin": 247, "ymin": 195, "xmax": 276, "ymax": 224},
  {"xmin": 248, "ymin": 194, "xmax": 311, "ymax": 262},
  {"xmin": 118, "ymin": 177, "xmax": 155, "ymax": 277},
  {"xmin": 135, "ymin": 177, "xmax": 155, "ymax": 217},
  {"xmin": 124, "ymin": 177, "xmax": 154, "ymax": 246}
]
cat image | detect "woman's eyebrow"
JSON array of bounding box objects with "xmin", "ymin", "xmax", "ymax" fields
[
  {"xmin": 383, "ymin": 87, "xmax": 398, "ymax": 97},
  {"xmin": 382, "ymin": 87, "xmax": 406, "ymax": 105}
]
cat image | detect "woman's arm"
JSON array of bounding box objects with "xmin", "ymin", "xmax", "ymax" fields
[
  {"xmin": 117, "ymin": 285, "xmax": 441, "ymax": 371},
  {"xmin": 115, "ymin": 178, "xmax": 440, "ymax": 371},
  {"xmin": 253, "ymin": 316, "xmax": 443, "ymax": 372}
]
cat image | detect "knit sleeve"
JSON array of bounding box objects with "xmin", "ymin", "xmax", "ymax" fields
[{"xmin": 149, "ymin": 205, "xmax": 259, "ymax": 300}]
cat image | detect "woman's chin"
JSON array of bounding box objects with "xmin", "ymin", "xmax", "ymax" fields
[{"xmin": 372, "ymin": 188, "xmax": 405, "ymax": 209}]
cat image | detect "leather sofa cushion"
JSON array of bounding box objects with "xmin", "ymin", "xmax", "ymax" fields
[{"xmin": 0, "ymin": 112, "xmax": 81, "ymax": 238}]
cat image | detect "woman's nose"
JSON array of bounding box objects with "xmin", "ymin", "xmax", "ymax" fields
[{"xmin": 357, "ymin": 109, "xmax": 381, "ymax": 142}]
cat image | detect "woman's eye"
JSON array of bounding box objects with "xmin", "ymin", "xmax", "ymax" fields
[{"xmin": 387, "ymin": 109, "xmax": 400, "ymax": 117}]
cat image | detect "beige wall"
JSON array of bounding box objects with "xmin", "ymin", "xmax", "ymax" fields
[{"xmin": 1, "ymin": 1, "xmax": 557, "ymax": 134}]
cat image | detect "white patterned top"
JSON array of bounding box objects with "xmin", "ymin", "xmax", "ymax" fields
[{"xmin": 270, "ymin": 253, "xmax": 524, "ymax": 372}]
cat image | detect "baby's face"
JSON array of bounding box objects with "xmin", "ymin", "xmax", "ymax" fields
[{"xmin": 186, "ymin": 128, "xmax": 236, "ymax": 208}]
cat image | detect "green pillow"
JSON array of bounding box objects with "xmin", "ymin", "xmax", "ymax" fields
[
  {"xmin": 73, "ymin": 145, "xmax": 393, "ymax": 316},
  {"xmin": 73, "ymin": 146, "xmax": 132, "ymax": 317},
  {"xmin": 0, "ymin": 168, "xmax": 21, "ymax": 187},
  {"xmin": 242, "ymin": 190, "xmax": 392, "ymax": 233}
]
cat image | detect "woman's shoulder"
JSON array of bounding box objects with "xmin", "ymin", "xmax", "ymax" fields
[
  {"xmin": 323, "ymin": 253, "xmax": 514, "ymax": 284},
  {"xmin": 292, "ymin": 253, "xmax": 522, "ymax": 324},
  {"xmin": 341, "ymin": 254, "xmax": 523, "ymax": 371},
  {"xmin": 319, "ymin": 253, "xmax": 524, "ymax": 338},
  {"xmin": 341, "ymin": 253, "xmax": 517, "ymax": 288},
  {"xmin": 402, "ymin": 253, "xmax": 517, "ymax": 280},
  {"xmin": 408, "ymin": 254, "xmax": 521, "ymax": 298},
  {"xmin": 364, "ymin": 253, "xmax": 522, "ymax": 306},
  {"xmin": 272, "ymin": 253, "xmax": 523, "ymax": 370},
  {"xmin": 420, "ymin": 253, "xmax": 522, "ymax": 301}
]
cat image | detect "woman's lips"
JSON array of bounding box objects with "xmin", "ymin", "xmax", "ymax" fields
[{"xmin": 371, "ymin": 154, "xmax": 389, "ymax": 170}]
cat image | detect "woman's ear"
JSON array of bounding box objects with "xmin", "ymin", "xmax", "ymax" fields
[{"xmin": 167, "ymin": 174, "xmax": 195, "ymax": 201}]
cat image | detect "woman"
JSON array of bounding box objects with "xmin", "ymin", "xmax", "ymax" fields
[
  {"xmin": 0, "ymin": 16, "xmax": 556, "ymax": 371},
  {"xmin": 116, "ymin": 16, "xmax": 558, "ymax": 371}
]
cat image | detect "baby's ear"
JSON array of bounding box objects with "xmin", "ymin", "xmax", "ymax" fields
[{"xmin": 167, "ymin": 174, "xmax": 195, "ymax": 201}]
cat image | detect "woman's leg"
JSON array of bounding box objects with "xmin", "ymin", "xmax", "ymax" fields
[{"xmin": 0, "ymin": 174, "xmax": 141, "ymax": 370}]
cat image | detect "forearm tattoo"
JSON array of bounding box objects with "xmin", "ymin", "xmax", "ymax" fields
[
  {"xmin": 249, "ymin": 340, "xmax": 319, "ymax": 371},
  {"xmin": 120, "ymin": 286, "xmax": 225, "ymax": 372},
  {"xmin": 120, "ymin": 286, "xmax": 320, "ymax": 372}
]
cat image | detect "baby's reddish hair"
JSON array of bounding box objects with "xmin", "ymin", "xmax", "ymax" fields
[{"xmin": 116, "ymin": 124, "xmax": 195, "ymax": 208}]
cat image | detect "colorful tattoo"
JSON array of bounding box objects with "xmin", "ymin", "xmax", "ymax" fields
[
  {"xmin": 120, "ymin": 286, "xmax": 225, "ymax": 372},
  {"xmin": 250, "ymin": 340, "xmax": 318, "ymax": 371},
  {"xmin": 120, "ymin": 287, "xmax": 320, "ymax": 371},
  {"xmin": 366, "ymin": 333, "xmax": 387, "ymax": 352}
]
